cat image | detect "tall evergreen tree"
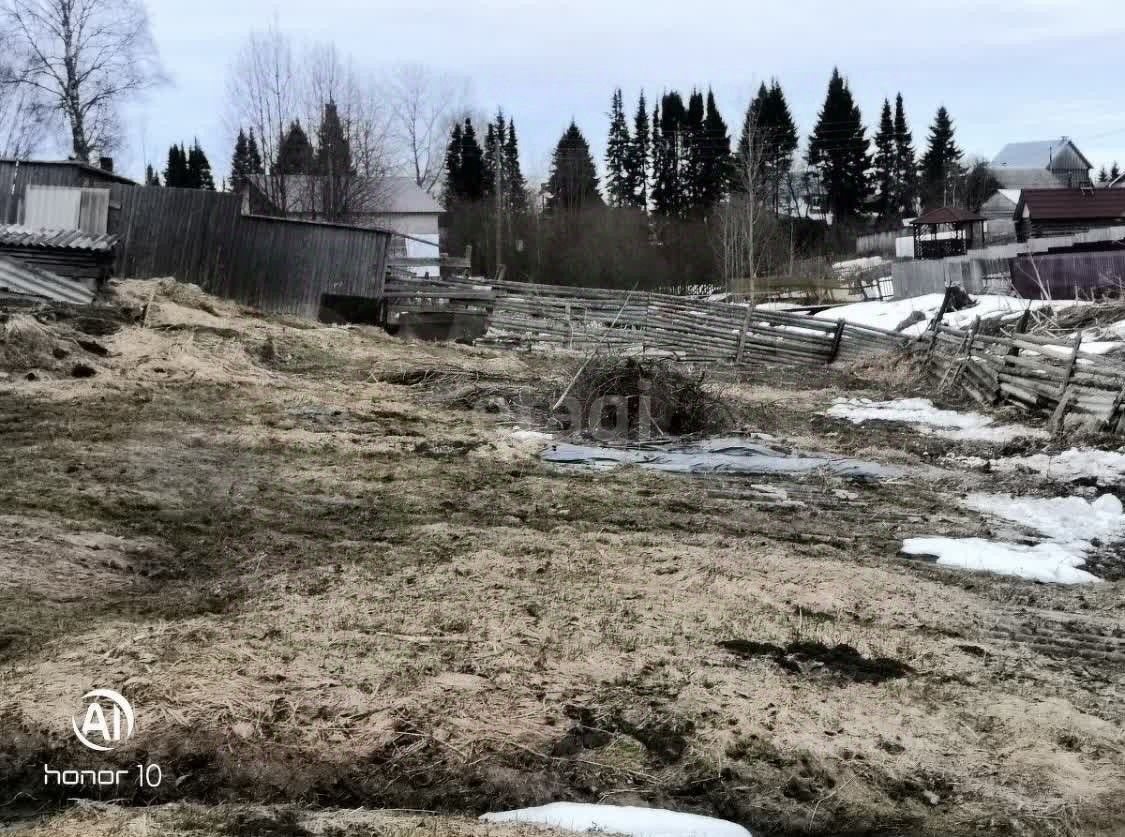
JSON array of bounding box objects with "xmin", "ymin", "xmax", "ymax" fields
[
  {"xmin": 682, "ymin": 90, "xmax": 706, "ymax": 211},
  {"xmin": 247, "ymin": 129, "xmax": 264, "ymax": 175},
  {"xmin": 503, "ymin": 119, "xmax": 528, "ymax": 212},
  {"xmin": 697, "ymin": 89, "xmax": 731, "ymax": 211},
  {"xmin": 806, "ymin": 67, "xmax": 870, "ymax": 222},
  {"xmin": 443, "ymin": 121, "xmax": 464, "ymax": 209},
  {"xmin": 624, "ymin": 91, "xmax": 650, "ymax": 209},
  {"xmin": 650, "ymin": 100, "xmax": 666, "ymax": 214},
  {"xmin": 230, "ymin": 129, "xmax": 253, "ymax": 191},
  {"xmin": 652, "ymin": 92, "xmax": 688, "ymax": 217},
  {"xmin": 544, "ymin": 121, "xmax": 601, "ymax": 211},
  {"xmin": 739, "ymin": 80, "xmax": 798, "ymax": 211},
  {"xmin": 1111, "ymin": 162, "xmax": 1121, "ymax": 181},
  {"xmin": 1098, "ymin": 166, "xmax": 1110, "ymax": 184},
  {"xmin": 605, "ymin": 88, "xmax": 632, "ymax": 207},
  {"xmin": 144, "ymin": 164, "xmax": 160, "ymax": 187},
  {"xmin": 163, "ymin": 143, "xmax": 188, "ymax": 188},
  {"xmin": 892, "ymin": 93, "xmax": 917, "ymax": 216},
  {"xmin": 457, "ymin": 119, "xmax": 487, "ymax": 202},
  {"xmin": 186, "ymin": 140, "xmax": 215, "ymax": 190},
  {"xmin": 920, "ymin": 106, "xmax": 963, "ymax": 207},
  {"xmin": 315, "ymin": 101, "xmax": 353, "ymax": 177},
  {"xmin": 871, "ymin": 99, "xmax": 896, "ymax": 222},
  {"xmin": 276, "ymin": 120, "xmax": 314, "ymax": 175}
]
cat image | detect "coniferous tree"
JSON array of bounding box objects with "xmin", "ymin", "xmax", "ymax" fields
[
  {"xmin": 443, "ymin": 121, "xmax": 464, "ymax": 209},
  {"xmin": 624, "ymin": 91, "xmax": 650, "ymax": 209},
  {"xmin": 650, "ymin": 101, "xmax": 665, "ymax": 214},
  {"xmin": 247, "ymin": 129, "xmax": 264, "ymax": 175},
  {"xmin": 605, "ymin": 88, "xmax": 632, "ymax": 207},
  {"xmin": 683, "ymin": 90, "xmax": 706, "ymax": 211},
  {"xmin": 697, "ymin": 89, "xmax": 731, "ymax": 211},
  {"xmin": 163, "ymin": 143, "xmax": 188, "ymax": 187},
  {"xmin": 1098, "ymin": 166, "xmax": 1110, "ymax": 184},
  {"xmin": 806, "ymin": 68, "xmax": 870, "ymax": 222},
  {"xmin": 739, "ymin": 80, "xmax": 798, "ymax": 211},
  {"xmin": 482, "ymin": 121, "xmax": 499, "ymax": 198},
  {"xmin": 503, "ymin": 119, "xmax": 528, "ymax": 212},
  {"xmin": 457, "ymin": 119, "xmax": 487, "ymax": 202},
  {"xmin": 871, "ymin": 99, "xmax": 896, "ymax": 223},
  {"xmin": 544, "ymin": 121, "xmax": 601, "ymax": 211},
  {"xmin": 230, "ymin": 129, "xmax": 253, "ymax": 191},
  {"xmin": 892, "ymin": 94, "xmax": 917, "ymax": 216},
  {"xmin": 1111, "ymin": 162, "xmax": 1121, "ymax": 181},
  {"xmin": 186, "ymin": 140, "xmax": 215, "ymax": 190},
  {"xmin": 276, "ymin": 120, "xmax": 314, "ymax": 175},
  {"xmin": 920, "ymin": 106, "xmax": 963, "ymax": 207},
  {"xmin": 315, "ymin": 101, "xmax": 353, "ymax": 177},
  {"xmin": 144, "ymin": 164, "xmax": 160, "ymax": 187}
]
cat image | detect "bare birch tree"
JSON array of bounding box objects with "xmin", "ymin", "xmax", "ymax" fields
[
  {"xmin": 1, "ymin": 0, "xmax": 164, "ymax": 160},
  {"xmin": 713, "ymin": 111, "xmax": 771, "ymax": 294},
  {"xmin": 386, "ymin": 63, "xmax": 470, "ymax": 195},
  {"xmin": 0, "ymin": 23, "xmax": 51, "ymax": 157}
]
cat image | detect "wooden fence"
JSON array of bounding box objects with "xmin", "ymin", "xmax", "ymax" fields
[
  {"xmin": 918, "ymin": 307, "xmax": 1125, "ymax": 433},
  {"xmin": 386, "ymin": 277, "xmax": 908, "ymax": 367},
  {"xmin": 112, "ymin": 186, "xmax": 389, "ymax": 318}
]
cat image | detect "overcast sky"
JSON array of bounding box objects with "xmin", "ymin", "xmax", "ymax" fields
[{"xmin": 122, "ymin": 0, "xmax": 1125, "ymax": 184}]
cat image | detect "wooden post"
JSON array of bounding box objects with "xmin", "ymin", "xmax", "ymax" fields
[
  {"xmin": 1006, "ymin": 305, "xmax": 1032, "ymax": 358},
  {"xmin": 828, "ymin": 319, "xmax": 846, "ymax": 363},
  {"xmin": 734, "ymin": 303, "xmax": 756, "ymax": 365},
  {"xmin": 1058, "ymin": 332, "xmax": 1083, "ymax": 397}
]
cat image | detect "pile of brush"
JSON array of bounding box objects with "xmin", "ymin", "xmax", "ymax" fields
[{"xmin": 555, "ymin": 355, "xmax": 736, "ymax": 439}]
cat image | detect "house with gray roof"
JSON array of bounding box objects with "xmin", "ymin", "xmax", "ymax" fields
[{"xmin": 990, "ymin": 138, "xmax": 1092, "ymax": 189}]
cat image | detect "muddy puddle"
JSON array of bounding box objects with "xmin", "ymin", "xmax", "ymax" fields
[{"xmin": 540, "ymin": 436, "xmax": 899, "ymax": 479}]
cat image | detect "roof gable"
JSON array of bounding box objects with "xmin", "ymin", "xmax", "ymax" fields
[
  {"xmin": 1015, "ymin": 188, "xmax": 1125, "ymax": 221},
  {"xmin": 992, "ymin": 138, "xmax": 1092, "ymax": 172}
]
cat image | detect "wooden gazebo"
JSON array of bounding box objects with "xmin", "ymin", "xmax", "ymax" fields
[{"xmin": 911, "ymin": 207, "xmax": 986, "ymax": 259}]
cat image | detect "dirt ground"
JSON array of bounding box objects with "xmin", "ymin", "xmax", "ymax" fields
[{"xmin": 1, "ymin": 279, "xmax": 1123, "ymax": 837}]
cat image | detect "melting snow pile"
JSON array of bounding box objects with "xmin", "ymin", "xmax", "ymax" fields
[
  {"xmin": 814, "ymin": 293, "xmax": 1081, "ymax": 337},
  {"xmin": 827, "ymin": 397, "xmax": 1047, "ymax": 442},
  {"xmin": 482, "ymin": 803, "xmax": 752, "ymax": 837},
  {"xmin": 903, "ymin": 493, "xmax": 1124, "ymax": 584},
  {"xmin": 992, "ymin": 448, "xmax": 1125, "ymax": 485}
]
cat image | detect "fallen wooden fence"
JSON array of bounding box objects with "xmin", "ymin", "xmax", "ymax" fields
[
  {"xmin": 383, "ymin": 277, "xmax": 908, "ymax": 367},
  {"xmin": 917, "ymin": 312, "xmax": 1125, "ymax": 433}
]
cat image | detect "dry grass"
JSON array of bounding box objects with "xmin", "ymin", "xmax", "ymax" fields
[{"xmin": 1, "ymin": 279, "xmax": 1123, "ymax": 837}]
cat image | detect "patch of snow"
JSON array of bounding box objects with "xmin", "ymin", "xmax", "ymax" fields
[
  {"xmin": 826, "ymin": 397, "xmax": 1047, "ymax": 442},
  {"xmin": 903, "ymin": 493, "xmax": 1122, "ymax": 584},
  {"xmin": 902, "ymin": 537, "xmax": 1101, "ymax": 585},
  {"xmin": 481, "ymin": 803, "xmax": 752, "ymax": 837},
  {"xmin": 993, "ymin": 448, "xmax": 1125, "ymax": 484}
]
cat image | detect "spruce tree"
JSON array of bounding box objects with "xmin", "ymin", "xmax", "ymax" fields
[
  {"xmin": 871, "ymin": 99, "xmax": 896, "ymax": 222},
  {"xmin": 482, "ymin": 112, "xmax": 506, "ymax": 199},
  {"xmin": 247, "ymin": 129, "xmax": 264, "ymax": 174},
  {"xmin": 163, "ymin": 144, "xmax": 188, "ymax": 188},
  {"xmin": 144, "ymin": 164, "xmax": 161, "ymax": 187},
  {"xmin": 230, "ymin": 129, "xmax": 252, "ymax": 190},
  {"xmin": 315, "ymin": 101, "xmax": 353, "ymax": 177},
  {"xmin": 683, "ymin": 90, "xmax": 706, "ymax": 212},
  {"xmin": 276, "ymin": 120, "xmax": 314, "ymax": 175},
  {"xmin": 892, "ymin": 94, "xmax": 917, "ymax": 216},
  {"xmin": 186, "ymin": 140, "xmax": 215, "ymax": 190},
  {"xmin": 443, "ymin": 121, "xmax": 464, "ymax": 209},
  {"xmin": 503, "ymin": 119, "xmax": 528, "ymax": 213},
  {"xmin": 544, "ymin": 121, "xmax": 601, "ymax": 211},
  {"xmin": 650, "ymin": 101, "xmax": 665, "ymax": 215},
  {"xmin": 806, "ymin": 68, "xmax": 870, "ymax": 222},
  {"xmin": 697, "ymin": 89, "xmax": 731, "ymax": 211},
  {"xmin": 920, "ymin": 106, "xmax": 963, "ymax": 207},
  {"xmin": 457, "ymin": 119, "xmax": 486, "ymax": 202},
  {"xmin": 1111, "ymin": 162, "xmax": 1121, "ymax": 181},
  {"xmin": 605, "ymin": 88, "xmax": 632, "ymax": 207},
  {"xmin": 1098, "ymin": 166, "xmax": 1109, "ymax": 184},
  {"xmin": 624, "ymin": 91, "xmax": 650, "ymax": 209},
  {"xmin": 653, "ymin": 92, "xmax": 688, "ymax": 217}
]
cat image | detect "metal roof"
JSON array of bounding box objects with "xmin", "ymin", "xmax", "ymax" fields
[
  {"xmin": 0, "ymin": 157, "xmax": 137, "ymax": 185},
  {"xmin": 0, "ymin": 256, "xmax": 95, "ymax": 304},
  {"xmin": 0, "ymin": 224, "xmax": 119, "ymax": 252},
  {"xmin": 992, "ymin": 138, "xmax": 1092, "ymax": 171},
  {"xmin": 912, "ymin": 207, "xmax": 985, "ymax": 225},
  {"xmin": 1016, "ymin": 188, "xmax": 1125, "ymax": 221}
]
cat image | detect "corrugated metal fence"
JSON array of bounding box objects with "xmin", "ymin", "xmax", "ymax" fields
[{"xmin": 113, "ymin": 186, "xmax": 389, "ymax": 318}]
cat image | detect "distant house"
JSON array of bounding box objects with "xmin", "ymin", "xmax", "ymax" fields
[
  {"xmin": 979, "ymin": 188, "xmax": 1022, "ymax": 221},
  {"xmin": 991, "ymin": 138, "xmax": 1092, "ymax": 189},
  {"xmin": 245, "ymin": 174, "xmax": 443, "ymax": 276},
  {"xmin": 1014, "ymin": 188, "xmax": 1125, "ymax": 241}
]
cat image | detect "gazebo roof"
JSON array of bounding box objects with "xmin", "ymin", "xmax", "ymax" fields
[{"xmin": 912, "ymin": 207, "xmax": 985, "ymax": 226}]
